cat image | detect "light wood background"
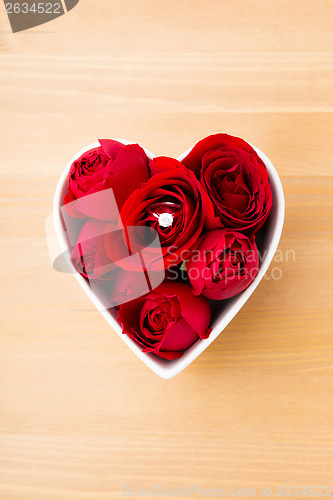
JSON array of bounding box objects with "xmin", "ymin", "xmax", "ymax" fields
[{"xmin": 1, "ymin": 1, "xmax": 333, "ymax": 499}]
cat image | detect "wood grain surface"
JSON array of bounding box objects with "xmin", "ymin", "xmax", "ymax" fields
[{"xmin": 1, "ymin": 1, "xmax": 333, "ymax": 499}]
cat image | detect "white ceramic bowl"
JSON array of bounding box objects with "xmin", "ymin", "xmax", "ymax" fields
[{"xmin": 54, "ymin": 139, "xmax": 285, "ymax": 379}]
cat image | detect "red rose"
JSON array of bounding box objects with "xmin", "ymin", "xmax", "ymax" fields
[
  {"xmin": 186, "ymin": 229, "xmax": 259, "ymax": 300},
  {"xmin": 70, "ymin": 220, "xmax": 166, "ymax": 305},
  {"xmin": 64, "ymin": 139, "xmax": 150, "ymax": 220},
  {"xmin": 182, "ymin": 134, "xmax": 272, "ymax": 233},
  {"xmin": 118, "ymin": 282, "xmax": 211, "ymax": 360},
  {"xmin": 105, "ymin": 156, "xmax": 220, "ymax": 272},
  {"xmin": 70, "ymin": 219, "xmax": 116, "ymax": 280}
]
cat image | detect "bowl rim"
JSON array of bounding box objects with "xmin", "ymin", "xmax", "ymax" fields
[{"xmin": 54, "ymin": 138, "xmax": 285, "ymax": 379}]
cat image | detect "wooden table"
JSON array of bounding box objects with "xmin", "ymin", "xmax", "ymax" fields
[{"xmin": 1, "ymin": 1, "xmax": 333, "ymax": 498}]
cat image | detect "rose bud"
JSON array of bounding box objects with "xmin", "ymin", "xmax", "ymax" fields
[
  {"xmin": 70, "ymin": 219, "xmax": 116, "ymax": 280},
  {"xmin": 182, "ymin": 134, "xmax": 272, "ymax": 233},
  {"xmin": 64, "ymin": 139, "xmax": 150, "ymax": 220},
  {"xmin": 105, "ymin": 157, "xmax": 221, "ymax": 272},
  {"xmin": 117, "ymin": 282, "xmax": 212, "ymax": 360},
  {"xmin": 186, "ymin": 229, "xmax": 259, "ymax": 300}
]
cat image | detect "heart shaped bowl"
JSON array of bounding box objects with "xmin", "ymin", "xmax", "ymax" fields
[{"xmin": 54, "ymin": 139, "xmax": 285, "ymax": 379}]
